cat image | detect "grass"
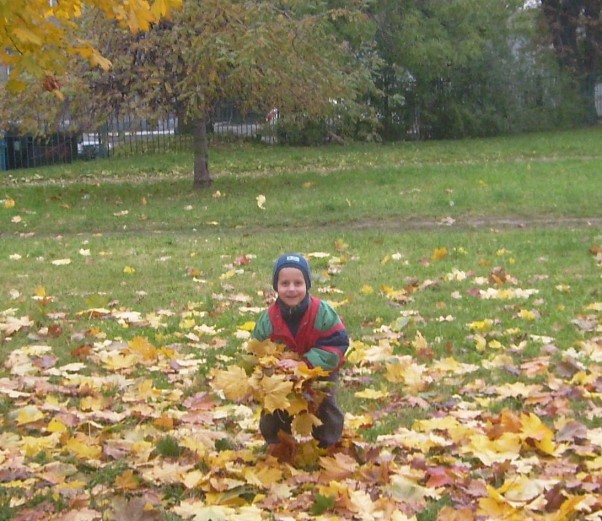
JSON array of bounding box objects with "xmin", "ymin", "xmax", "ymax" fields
[
  {"xmin": 0, "ymin": 127, "xmax": 601, "ymax": 520},
  {"xmin": 1, "ymin": 127, "xmax": 600, "ymax": 397},
  {"xmin": 1, "ymin": 127, "xmax": 600, "ymax": 235}
]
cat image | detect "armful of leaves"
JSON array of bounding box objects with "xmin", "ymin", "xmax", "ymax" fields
[{"xmin": 210, "ymin": 339, "xmax": 331, "ymax": 438}]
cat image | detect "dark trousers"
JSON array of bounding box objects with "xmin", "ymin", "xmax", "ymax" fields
[{"xmin": 259, "ymin": 391, "xmax": 344, "ymax": 448}]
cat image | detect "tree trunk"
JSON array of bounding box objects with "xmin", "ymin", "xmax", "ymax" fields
[{"xmin": 192, "ymin": 115, "xmax": 212, "ymax": 190}]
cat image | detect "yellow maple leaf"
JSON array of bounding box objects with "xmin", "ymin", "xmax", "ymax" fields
[
  {"xmin": 179, "ymin": 317, "xmax": 196, "ymax": 329},
  {"xmin": 15, "ymin": 405, "xmax": 45, "ymax": 425},
  {"xmin": 243, "ymin": 463, "xmax": 283, "ymax": 488},
  {"xmin": 520, "ymin": 413, "xmax": 556, "ymax": 454},
  {"xmin": 64, "ymin": 436, "xmax": 102, "ymax": 460},
  {"xmin": 586, "ymin": 455, "xmax": 602, "ymax": 471},
  {"xmin": 47, "ymin": 418, "xmax": 68, "ymax": 433},
  {"xmin": 219, "ymin": 268, "xmax": 239, "ymax": 280},
  {"xmin": 286, "ymin": 394, "xmax": 310, "ymax": 416},
  {"xmin": 137, "ymin": 379, "xmax": 161, "ymax": 399},
  {"xmin": 211, "ymin": 366, "xmax": 252, "ymax": 401},
  {"xmin": 238, "ymin": 321, "xmax": 256, "ymax": 332},
  {"xmin": 79, "ymin": 396, "xmax": 104, "ymax": 412},
  {"xmin": 494, "ymin": 475, "xmax": 545, "ymax": 506},
  {"xmin": 247, "ymin": 338, "xmax": 284, "ymax": 358},
  {"xmin": 347, "ymin": 488, "xmax": 377, "ymax": 518},
  {"xmin": 354, "ymin": 388, "xmax": 390, "ymax": 400},
  {"xmin": 4, "ymin": 197, "xmax": 15, "ymax": 208},
  {"xmin": 464, "ymin": 433, "xmax": 521, "ymax": 465},
  {"xmin": 411, "ymin": 331, "xmax": 428, "ymax": 351},
  {"xmin": 292, "ymin": 412, "xmax": 322, "ymax": 437},
  {"xmin": 180, "ymin": 469, "xmax": 206, "ymax": 489},
  {"xmin": 384, "ymin": 360, "xmax": 427, "ymax": 392},
  {"xmin": 297, "ymin": 364, "xmax": 330, "ymax": 379},
  {"xmin": 517, "ymin": 309, "xmax": 536, "ymax": 320},
  {"xmin": 128, "ymin": 335, "xmax": 158, "ymax": 361},
  {"xmin": 414, "ymin": 416, "xmax": 460, "ymax": 432},
  {"xmin": 474, "ymin": 334, "xmax": 487, "ymax": 352},
  {"xmin": 360, "ymin": 284, "xmax": 374, "ymax": 295},
  {"xmin": 478, "ymin": 495, "xmax": 522, "ymax": 520},
  {"xmin": 467, "ymin": 319, "xmax": 494, "ymax": 333},
  {"xmin": 115, "ymin": 469, "xmax": 139, "ymax": 491},
  {"xmin": 259, "ymin": 374, "xmax": 293, "ymax": 413},
  {"xmin": 21, "ymin": 433, "xmax": 61, "ymax": 457},
  {"xmin": 179, "ymin": 437, "xmax": 208, "ymax": 460},
  {"xmin": 101, "ymin": 352, "xmax": 138, "ymax": 370}
]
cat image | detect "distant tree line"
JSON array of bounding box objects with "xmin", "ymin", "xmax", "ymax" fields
[{"xmin": 0, "ymin": 0, "xmax": 599, "ymax": 185}]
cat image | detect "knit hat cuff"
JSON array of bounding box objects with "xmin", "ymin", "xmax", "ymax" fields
[{"xmin": 272, "ymin": 253, "xmax": 312, "ymax": 290}]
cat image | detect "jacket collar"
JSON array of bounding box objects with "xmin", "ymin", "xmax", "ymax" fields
[{"xmin": 276, "ymin": 293, "xmax": 310, "ymax": 319}]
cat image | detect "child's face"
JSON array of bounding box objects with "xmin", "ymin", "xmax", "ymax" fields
[{"xmin": 276, "ymin": 267, "xmax": 307, "ymax": 307}]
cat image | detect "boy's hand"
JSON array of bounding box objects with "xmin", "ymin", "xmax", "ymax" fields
[{"xmin": 278, "ymin": 358, "xmax": 303, "ymax": 371}]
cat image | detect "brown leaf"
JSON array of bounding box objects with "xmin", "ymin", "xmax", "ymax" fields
[
  {"xmin": 489, "ymin": 266, "xmax": 507, "ymax": 285},
  {"xmin": 544, "ymin": 483, "xmax": 566, "ymax": 513},
  {"xmin": 71, "ymin": 344, "xmax": 93, "ymax": 359},
  {"xmin": 182, "ymin": 392, "xmax": 216, "ymax": 411},
  {"xmin": 319, "ymin": 452, "xmax": 358, "ymax": 481},
  {"xmin": 112, "ymin": 497, "xmax": 161, "ymax": 521},
  {"xmin": 13, "ymin": 503, "xmax": 56, "ymax": 521},
  {"xmin": 556, "ymin": 358, "xmax": 582, "ymax": 378},
  {"xmin": 234, "ymin": 254, "xmax": 252, "ymax": 265},
  {"xmin": 588, "ymin": 244, "xmax": 602, "ymax": 255},
  {"xmin": 426, "ymin": 467, "xmax": 454, "ymax": 487},
  {"xmin": 53, "ymin": 508, "xmax": 101, "ymax": 521},
  {"xmin": 556, "ymin": 420, "xmax": 588, "ymax": 443},
  {"xmin": 267, "ymin": 431, "xmax": 298, "ymax": 464}
]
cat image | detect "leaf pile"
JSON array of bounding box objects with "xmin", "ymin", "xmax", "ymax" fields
[
  {"xmin": 211, "ymin": 339, "xmax": 331, "ymax": 438},
  {"xmin": 0, "ymin": 245, "xmax": 601, "ymax": 521}
]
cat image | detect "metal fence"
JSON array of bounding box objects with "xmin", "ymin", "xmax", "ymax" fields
[{"xmin": 0, "ymin": 104, "xmax": 269, "ymax": 171}]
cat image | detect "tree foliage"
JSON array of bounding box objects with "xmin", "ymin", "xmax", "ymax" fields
[
  {"xmin": 78, "ymin": 0, "xmax": 372, "ymax": 188},
  {"xmin": 539, "ymin": 0, "xmax": 602, "ymax": 122},
  {"xmin": 0, "ymin": 0, "xmax": 182, "ymax": 93},
  {"xmin": 367, "ymin": 0, "xmax": 556, "ymax": 139}
]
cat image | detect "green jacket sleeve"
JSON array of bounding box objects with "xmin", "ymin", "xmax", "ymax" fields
[
  {"xmin": 304, "ymin": 348, "xmax": 340, "ymax": 371},
  {"xmin": 252, "ymin": 311, "xmax": 273, "ymax": 341}
]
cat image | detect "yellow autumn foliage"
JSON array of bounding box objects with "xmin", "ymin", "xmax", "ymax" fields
[{"xmin": 0, "ymin": 0, "xmax": 182, "ymax": 91}]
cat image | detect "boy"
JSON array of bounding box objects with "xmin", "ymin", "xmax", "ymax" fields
[{"xmin": 252, "ymin": 253, "xmax": 349, "ymax": 448}]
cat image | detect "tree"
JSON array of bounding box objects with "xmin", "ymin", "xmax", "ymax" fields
[
  {"xmin": 0, "ymin": 0, "xmax": 182, "ymax": 94},
  {"xmin": 368, "ymin": 0, "xmax": 531, "ymax": 140},
  {"xmin": 76, "ymin": 0, "xmax": 372, "ymax": 189},
  {"xmin": 538, "ymin": 0, "xmax": 601, "ymax": 122}
]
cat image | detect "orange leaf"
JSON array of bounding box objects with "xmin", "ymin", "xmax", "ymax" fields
[
  {"xmin": 431, "ymin": 247, "xmax": 448, "ymax": 260},
  {"xmin": 153, "ymin": 415, "xmax": 175, "ymax": 431}
]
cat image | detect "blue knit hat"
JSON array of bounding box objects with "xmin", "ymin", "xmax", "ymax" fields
[{"xmin": 272, "ymin": 253, "xmax": 312, "ymax": 290}]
